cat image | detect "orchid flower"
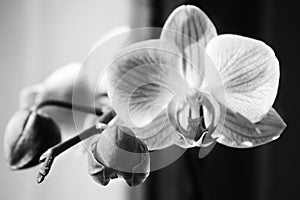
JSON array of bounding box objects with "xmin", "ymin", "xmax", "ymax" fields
[{"xmin": 105, "ymin": 5, "xmax": 286, "ymax": 157}]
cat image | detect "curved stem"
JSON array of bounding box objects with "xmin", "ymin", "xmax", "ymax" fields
[
  {"xmin": 36, "ymin": 110, "xmax": 114, "ymax": 184},
  {"xmin": 35, "ymin": 100, "xmax": 103, "ymax": 116}
]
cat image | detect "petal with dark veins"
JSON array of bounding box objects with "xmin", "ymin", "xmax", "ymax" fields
[
  {"xmin": 206, "ymin": 34, "xmax": 280, "ymax": 123},
  {"xmin": 161, "ymin": 5, "xmax": 217, "ymax": 88},
  {"xmin": 106, "ymin": 39, "xmax": 191, "ymax": 127}
]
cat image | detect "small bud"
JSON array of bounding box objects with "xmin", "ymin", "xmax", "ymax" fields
[
  {"xmin": 87, "ymin": 124, "xmax": 150, "ymax": 187},
  {"xmin": 4, "ymin": 110, "xmax": 61, "ymax": 170}
]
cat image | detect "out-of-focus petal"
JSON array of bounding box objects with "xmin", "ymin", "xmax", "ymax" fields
[
  {"xmin": 214, "ymin": 105, "xmax": 286, "ymax": 148},
  {"xmin": 38, "ymin": 62, "xmax": 92, "ymax": 136},
  {"xmin": 83, "ymin": 26, "xmax": 132, "ymax": 96},
  {"xmin": 19, "ymin": 84, "xmax": 44, "ymax": 109},
  {"xmin": 41, "ymin": 62, "xmax": 93, "ymax": 108},
  {"xmin": 161, "ymin": 5, "xmax": 217, "ymax": 88},
  {"xmin": 106, "ymin": 39, "xmax": 190, "ymax": 127},
  {"xmin": 206, "ymin": 34, "xmax": 280, "ymax": 123},
  {"xmin": 88, "ymin": 25, "xmax": 131, "ymax": 56}
]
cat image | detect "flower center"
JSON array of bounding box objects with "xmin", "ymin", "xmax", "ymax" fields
[{"xmin": 167, "ymin": 90, "xmax": 219, "ymax": 147}]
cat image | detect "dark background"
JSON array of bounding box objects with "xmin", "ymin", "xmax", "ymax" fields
[{"xmin": 130, "ymin": 0, "xmax": 299, "ymax": 199}]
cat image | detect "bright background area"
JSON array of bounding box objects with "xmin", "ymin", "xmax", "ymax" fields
[{"xmin": 0, "ymin": 0, "xmax": 148, "ymax": 200}]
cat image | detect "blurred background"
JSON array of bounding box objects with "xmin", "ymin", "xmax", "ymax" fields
[{"xmin": 0, "ymin": 0, "xmax": 298, "ymax": 200}]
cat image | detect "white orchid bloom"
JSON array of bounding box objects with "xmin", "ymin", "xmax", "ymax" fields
[{"xmin": 105, "ymin": 5, "xmax": 286, "ymax": 157}]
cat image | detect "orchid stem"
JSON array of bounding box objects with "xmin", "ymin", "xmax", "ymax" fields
[
  {"xmin": 36, "ymin": 110, "xmax": 114, "ymax": 184},
  {"xmin": 35, "ymin": 100, "xmax": 103, "ymax": 116}
]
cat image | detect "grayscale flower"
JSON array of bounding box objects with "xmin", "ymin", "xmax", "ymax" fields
[{"xmin": 105, "ymin": 5, "xmax": 286, "ymax": 158}]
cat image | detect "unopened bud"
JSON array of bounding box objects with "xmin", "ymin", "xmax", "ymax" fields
[
  {"xmin": 87, "ymin": 124, "xmax": 150, "ymax": 187},
  {"xmin": 4, "ymin": 110, "xmax": 61, "ymax": 170}
]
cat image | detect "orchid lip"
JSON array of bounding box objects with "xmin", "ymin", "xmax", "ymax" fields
[{"xmin": 167, "ymin": 89, "xmax": 219, "ymax": 148}]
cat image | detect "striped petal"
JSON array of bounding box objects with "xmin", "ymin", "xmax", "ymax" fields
[
  {"xmin": 106, "ymin": 39, "xmax": 191, "ymax": 127},
  {"xmin": 206, "ymin": 34, "xmax": 280, "ymax": 123},
  {"xmin": 161, "ymin": 5, "xmax": 217, "ymax": 88},
  {"xmin": 132, "ymin": 109, "xmax": 179, "ymax": 150},
  {"xmin": 214, "ymin": 105, "xmax": 286, "ymax": 148}
]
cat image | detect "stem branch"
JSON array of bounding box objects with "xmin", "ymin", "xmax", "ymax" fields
[
  {"xmin": 35, "ymin": 100, "xmax": 103, "ymax": 116},
  {"xmin": 36, "ymin": 111, "xmax": 114, "ymax": 184}
]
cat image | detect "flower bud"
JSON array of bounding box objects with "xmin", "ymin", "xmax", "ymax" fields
[
  {"xmin": 87, "ymin": 124, "xmax": 150, "ymax": 187},
  {"xmin": 4, "ymin": 110, "xmax": 61, "ymax": 170}
]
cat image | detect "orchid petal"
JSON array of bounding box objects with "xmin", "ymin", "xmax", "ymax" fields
[
  {"xmin": 106, "ymin": 39, "xmax": 191, "ymax": 127},
  {"xmin": 43, "ymin": 62, "xmax": 81, "ymax": 96},
  {"xmin": 161, "ymin": 5, "xmax": 217, "ymax": 50},
  {"xmin": 17, "ymin": 63, "xmax": 88, "ymax": 136},
  {"xmin": 83, "ymin": 26, "xmax": 132, "ymax": 95},
  {"xmin": 19, "ymin": 84, "xmax": 44, "ymax": 109},
  {"xmin": 88, "ymin": 25, "xmax": 131, "ymax": 56},
  {"xmin": 38, "ymin": 62, "xmax": 92, "ymax": 136},
  {"xmin": 214, "ymin": 105, "xmax": 286, "ymax": 148},
  {"xmin": 131, "ymin": 109, "xmax": 179, "ymax": 150},
  {"xmin": 161, "ymin": 5, "xmax": 217, "ymax": 88},
  {"xmin": 206, "ymin": 34, "xmax": 280, "ymax": 122}
]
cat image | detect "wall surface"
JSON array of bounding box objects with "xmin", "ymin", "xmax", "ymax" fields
[{"xmin": 0, "ymin": 1, "xmax": 142, "ymax": 200}]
